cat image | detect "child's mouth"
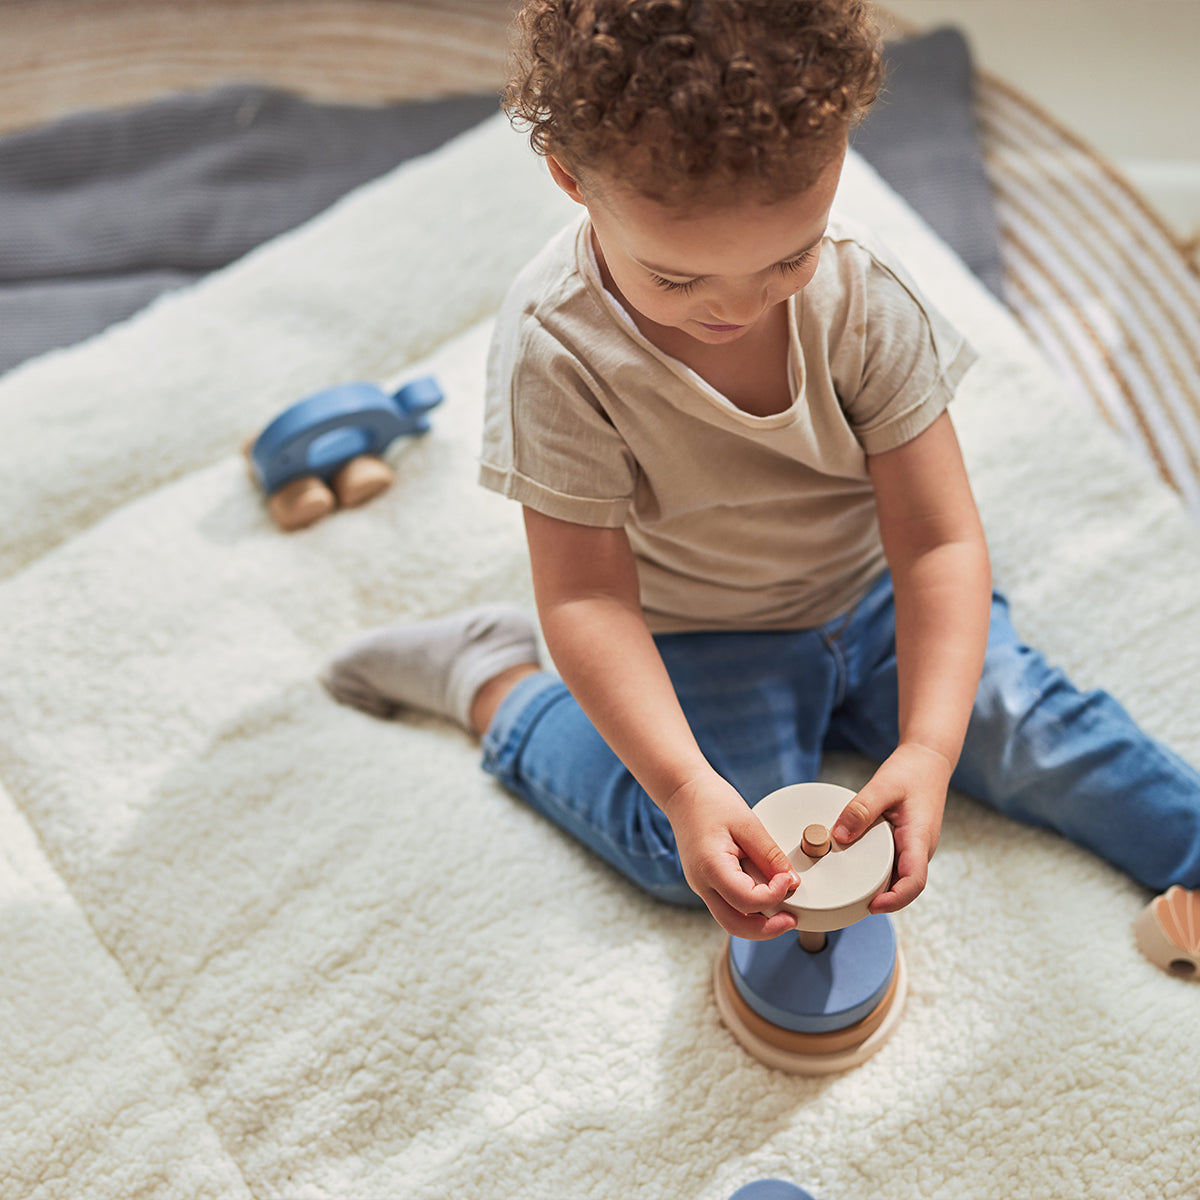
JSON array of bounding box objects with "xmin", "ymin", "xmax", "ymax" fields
[{"xmin": 699, "ymin": 321, "xmax": 745, "ymax": 333}]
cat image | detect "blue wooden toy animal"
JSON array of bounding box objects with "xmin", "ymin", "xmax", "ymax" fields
[{"xmin": 249, "ymin": 375, "xmax": 443, "ymax": 530}]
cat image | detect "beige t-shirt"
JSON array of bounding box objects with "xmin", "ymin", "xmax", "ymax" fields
[{"xmin": 480, "ymin": 211, "xmax": 976, "ymax": 632}]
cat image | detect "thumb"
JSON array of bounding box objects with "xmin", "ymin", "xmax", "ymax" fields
[
  {"xmin": 832, "ymin": 786, "xmax": 883, "ymax": 846},
  {"xmin": 739, "ymin": 813, "xmax": 800, "ymax": 890}
]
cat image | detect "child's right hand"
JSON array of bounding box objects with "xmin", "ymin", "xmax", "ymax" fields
[{"xmin": 663, "ymin": 773, "xmax": 800, "ymax": 940}]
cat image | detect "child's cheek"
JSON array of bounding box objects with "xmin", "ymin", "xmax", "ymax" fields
[{"xmin": 634, "ymin": 287, "xmax": 685, "ymax": 325}]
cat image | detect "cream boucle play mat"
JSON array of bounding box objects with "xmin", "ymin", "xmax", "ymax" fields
[{"xmin": 1, "ymin": 113, "xmax": 1198, "ymax": 1200}]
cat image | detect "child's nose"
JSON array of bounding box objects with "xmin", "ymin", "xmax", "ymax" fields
[{"xmin": 709, "ymin": 283, "xmax": 770, "ymax": 326}]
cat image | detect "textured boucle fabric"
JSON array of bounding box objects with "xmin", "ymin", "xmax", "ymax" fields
[{"xmin": 0, "ymin": 115, "xmax": 1197, "ymax": 1200}]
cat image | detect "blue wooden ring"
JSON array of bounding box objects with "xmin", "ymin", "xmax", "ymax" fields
[
  {"xmin": 728, "ymin": 914, "xmax": 897, "ymax": 1033},
  {"xmin": 728, "ymin": 1182, "xmax": 816, "ymax": 1200}
]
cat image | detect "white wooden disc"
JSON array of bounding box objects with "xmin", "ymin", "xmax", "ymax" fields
[{"xmin": 754, "ymin": 783, "xmax": 894, "ymax": 932}]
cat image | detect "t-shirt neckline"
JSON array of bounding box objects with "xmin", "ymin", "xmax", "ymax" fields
[{"xmin": 576, "ymin": 218, "xmax": 804, "ymax": 429}]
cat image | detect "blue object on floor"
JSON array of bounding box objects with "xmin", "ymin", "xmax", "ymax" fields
[
  {"xmin": 728, "ymin": 913, "xmax": 897, "ymax": 1033},
  {"xmin": 728, "ymin": 1181, "xmax": 816, "ymax": 1200},
  {"xmin": 250, "ymin": 375, "xmax": 443, "ymax": 495}
]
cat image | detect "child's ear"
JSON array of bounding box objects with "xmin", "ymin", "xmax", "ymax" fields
[{"xmin": 545, "ymin": 154, "xmax": 587, "ymax": 205}]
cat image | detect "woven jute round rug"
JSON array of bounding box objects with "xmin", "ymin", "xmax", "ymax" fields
[
  {"xmin": 978, "ymin": 73, "xmax": 1200, "ymax": 518},
  {"xmin": 0, "ymin": 0, "xmax": 516, "ymax": 132}
]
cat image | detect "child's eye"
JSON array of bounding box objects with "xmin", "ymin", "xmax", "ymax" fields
[
  {"xmin": 777, "ymin": 250, "xmax": 815, "ymax": 275},
  {"xmin": 651, "ymin": 250, "xmax": 814, "ymax": 294},
  {"xmin": 652, "ymin": 274, "xmax": 699, "ymax": 295}
]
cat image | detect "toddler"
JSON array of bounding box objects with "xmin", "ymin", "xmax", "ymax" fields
[{"xmin": 324, "ymin": 0, "xmax": 1200, "ymax": 940}]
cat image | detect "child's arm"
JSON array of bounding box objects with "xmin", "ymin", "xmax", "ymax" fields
[
  {"xmin": 834, "ymin": 410, "xmax": 992, "ymax": 912},
  {"xmin": 522, "ymin": 506, "xmax": 799, "ymax": 940}
]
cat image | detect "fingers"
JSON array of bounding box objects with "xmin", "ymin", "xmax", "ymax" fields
[
  {"xmin": 717, "ymin": 857, "xmax": 796, "ymax": 917},
  {"xmin": 869, "ymin": 817, "xmax": 936, "ymax": 912},
  {"xmin": 696, "ymin": 831, "xmax": 800, "ymax": 940},
  {"xmin": 704, "ymin": 887, "xmax": 798, "ymax": 940},
  {"xmin": 735, "ymin": 811, "xmax": 800, "ymax": 894},
  {"xmin": 868, "ymin": 862, "xmax": 927, "ymax": 913},
  {"xmin": 831, "ymin": 788, "xmax": 879, "ymax": 847},
  {"xmin": 833, "ymin": 772, "xmax": 942, "ymax": 913}
]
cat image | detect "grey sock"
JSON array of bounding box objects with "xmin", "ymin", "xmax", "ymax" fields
[{"xmin": 320, "ymin": 604, "xmax": 540, "ymax": 730}]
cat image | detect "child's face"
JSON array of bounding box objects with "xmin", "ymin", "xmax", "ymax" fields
[{"xmin": 549, "ymin": 148, "xmax": 844, "ymax": 347}]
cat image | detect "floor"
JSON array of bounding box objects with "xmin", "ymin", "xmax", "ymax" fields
[{"xmin": 881, "ymin": 0, "xmax": 1200, "ymax": 249}]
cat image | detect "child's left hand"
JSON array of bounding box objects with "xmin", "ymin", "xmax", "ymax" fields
[{"xmin": 830, "ymin": 741, "xmax": 952, "ymax": 912}]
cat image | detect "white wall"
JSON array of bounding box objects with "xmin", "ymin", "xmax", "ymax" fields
[{"xmin": 881, "ymin": 0, "xmax": 1200, "ymax": 247}]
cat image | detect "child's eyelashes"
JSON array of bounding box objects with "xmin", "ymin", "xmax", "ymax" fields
[
  {"xmin": 651, "ymin": 274, "xmax": 699, "ymax": 294},
  {"xmin": 778, "ymin": 249, "xmax": 816, "ymax": 275},
  {"xmin": 649, "ymin": 250, "xmax": 816, "ymax": 294}
]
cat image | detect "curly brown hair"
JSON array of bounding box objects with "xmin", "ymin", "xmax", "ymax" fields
[{"xmin": 504, "ymin": 0, "xmax": 883, "ymax": 205}]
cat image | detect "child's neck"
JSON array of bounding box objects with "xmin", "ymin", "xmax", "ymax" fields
[
  {"xmin": 590, "ymin": 236, "xmax": 793, "ymax": 418},
  {"xmin": 634, "ymin": 301, "xmax": 793, "ymax": 418}
]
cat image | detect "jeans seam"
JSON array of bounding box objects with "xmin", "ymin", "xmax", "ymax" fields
[{"xmin": 820, "ymin": 632, "xmax": 848, "ymax": 708}]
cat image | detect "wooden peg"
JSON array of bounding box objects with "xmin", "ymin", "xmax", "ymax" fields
[
  {"xmin": 801, "ymin": 824, "xmax": 831, "ymax": 859},
  {"xmin": 797, "ymin": 929, "xmax": 828, "ymax": 953}
]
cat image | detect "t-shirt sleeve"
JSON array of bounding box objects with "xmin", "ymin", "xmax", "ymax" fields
[
  {"xmin": 832, "ymin": 244, "xmax": 978, "ymax": 456},
  {"xmin": 480, "ymin": 312, "xmax": 638, "ymax": 527}
]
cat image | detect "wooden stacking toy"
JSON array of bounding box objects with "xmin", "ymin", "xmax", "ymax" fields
[{"xmin": 713, "ymin": 782, "xmax": 907, "ymax": 1075}]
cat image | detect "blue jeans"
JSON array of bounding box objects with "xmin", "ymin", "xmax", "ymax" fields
[{"xmin": 481, "ymin": 573, "xmax": 1200, "ymax": 901}]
